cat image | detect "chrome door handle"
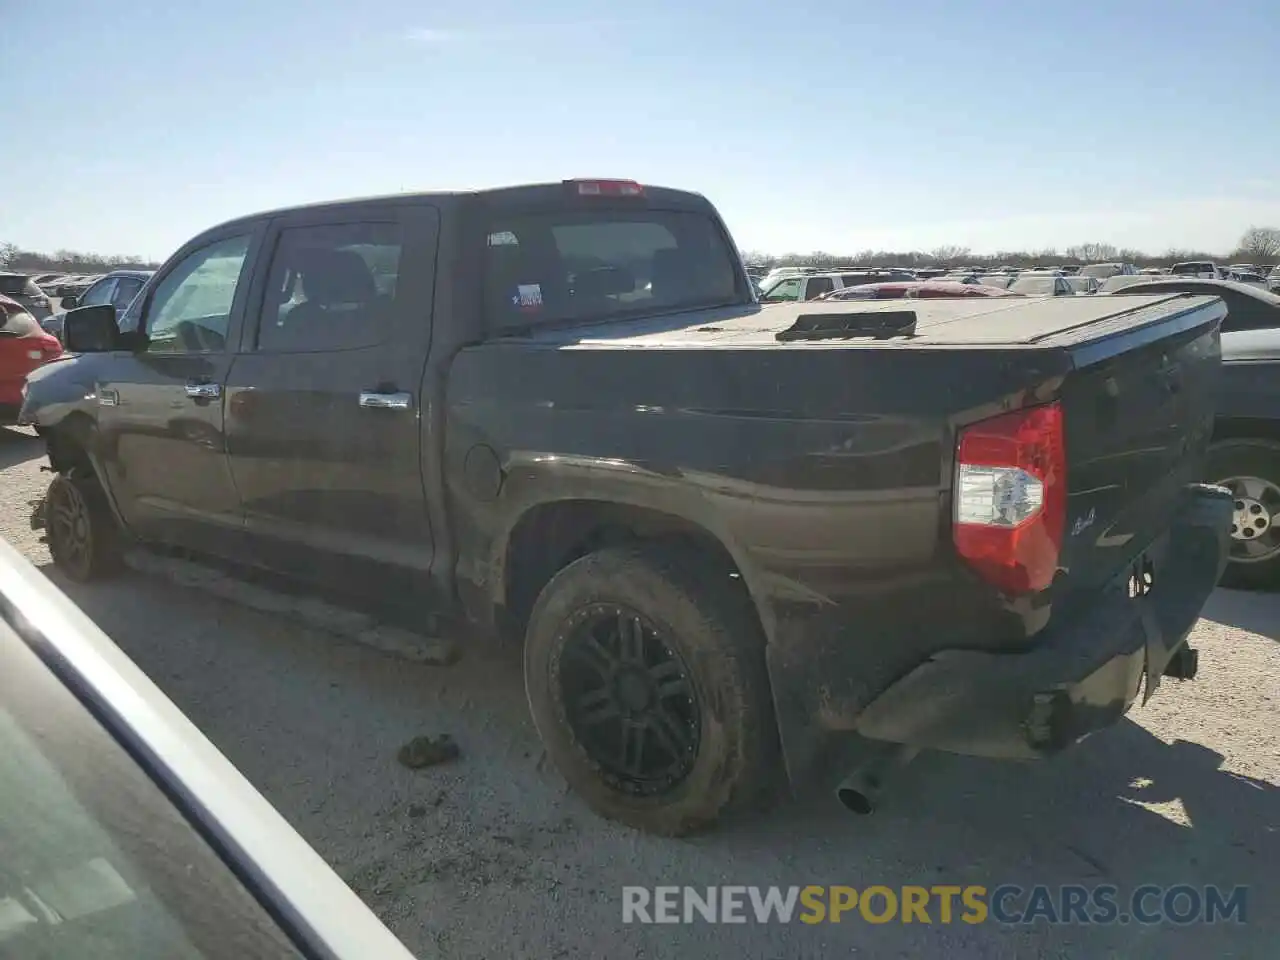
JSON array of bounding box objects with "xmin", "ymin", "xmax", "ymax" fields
[
  {"xmin": 185, "ymin": 382, "xmax": 221, "ymax": 400},
  {"xmin": 359, "ymin": 391, "xmax": 411, "ymax": 410}
]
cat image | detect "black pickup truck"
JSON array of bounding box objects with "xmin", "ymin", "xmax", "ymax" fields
[{"xmin": 22, "ymin": 179, "xmax": 1232, "ymax": 835}]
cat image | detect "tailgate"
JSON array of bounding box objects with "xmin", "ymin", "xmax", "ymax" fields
[{"xmin": 1047, "ymin": 294, "xmax": 1224, "ymax": 594}]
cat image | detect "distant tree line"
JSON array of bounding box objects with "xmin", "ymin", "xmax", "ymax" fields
[
  {"xmin": 5, "ymin": 226, "xmax": 1280, "ymax": 278},
  {"xmin": 741, "ymin": 227, "xmax": 1280, "ymax": 273},
  {"xmin": 0, "ymin": 241, "xmax": 160, "ymax": 274}
]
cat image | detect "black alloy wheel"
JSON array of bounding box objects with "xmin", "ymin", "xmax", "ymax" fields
[{"xmin": 558, "ymin": 604, "xmax": 700, "ymax": 795}]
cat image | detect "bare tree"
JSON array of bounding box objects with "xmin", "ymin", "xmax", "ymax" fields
[
  {"xmin": 1235, "ymin": 227, "xmax": 1280, "ymax": 264},
  {"xmin": 930, "ymin": 245, "xmax": 971, "ymax": 264},
  {"xmin": 1065, "ymin": 242, "xmax": 1119, "ymax": 262},
  {"xmin": 0, "ymin": 242, "xmax": 17, "ymax": 267}
]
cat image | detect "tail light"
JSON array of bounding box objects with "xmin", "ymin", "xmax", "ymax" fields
[
  {"xmin": 953, "ymin": 402, "xmax": 1066, "ymax": 595},
  {"xmin": 566, "ymin": 179, "xmax": 644, "ymax": 197}
]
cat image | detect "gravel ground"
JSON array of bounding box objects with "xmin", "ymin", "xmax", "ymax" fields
[{"xmin": 1, "ymin": 424, "xmax": 1277, "ymax": 958}]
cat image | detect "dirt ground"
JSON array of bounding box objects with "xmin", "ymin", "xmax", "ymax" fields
[{"xmin": 1, "ymin": 425, "xmax": 1276, "ymax": 959}]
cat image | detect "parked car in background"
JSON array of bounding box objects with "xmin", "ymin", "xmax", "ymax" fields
[
  {"xmin": 1228, "ymin": 264, "xmax": 1258, "ymax": 275},
  {"xmin": 0, "ymin": 535, "xmax": 418, "ymax": 959},
  {"xmin": 759, "ymin": 268, "xmax": 915, "ymax": 302},
  {"xmin": 977, "ymin": 273, "xmax": 1013, "ymax": 289},
  {"xmin": 1097, "ymin": 274, "xmax": 1164, "ymax": 293},
  {"xmin": 1059, "ymin": 265, "xmax": 1081, "ymax": 275},
  {"xmin": 818, "ymin": 280, "xmax": 1021, "ymax": 300},
  {"xmin": 1078, "ymin": 262, "xmax": 1138, "ymax": 280},
  {"xmin": 1170, "ymin": 261, "xmax": 1220, "ymax": 279},
  {"xmin": 1269, "ymin": 265, "xmax": 1280, "ymax": 293},
  {"xmin": 54, "ymin": 275, "xmax": 101, "ymax": 298},
  {"xmin": 1208, "ymin": 326, "xmax": 1280, "ymax": 587},
  {"xmin": 1064, "ymin": 276, "xmax": 1100, "ymax": 295},
  {"xmin": 1008, "ymin": 272, "xmax": 1075, "ymax": 296},
  {"xmin": 0, "ymin": 272, "xmax": 53, "ymax": 320},
  {"xmin": 1140, "ymin": 267, "xmax": 1167, "ymax": 275},
  {"xmin": 1231, "ymin": 271, "xmax": 1268, "ymax": 288},
  {"xmin": 937, "ymin": 272, "xmax": 982, "ymax": 284},
  {"xmin": 31, "ymin": 272, "xmax": 67, "ymax": 288},
  {"xmin": 0, "ymin": 294, "xmax": 63, "ymax": 423},
  {"xmin": 43, "ymin": 270, "xmax": 153, "ymax": 342},
  {"xmin": 1102, "ymin": 278, "xmax": 1280, "ymax": 333}
]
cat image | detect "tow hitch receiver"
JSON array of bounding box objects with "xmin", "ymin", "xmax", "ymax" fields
[{"xmin": 1163, "ymin": 645, "xmax": 1199, "ymax": 680}]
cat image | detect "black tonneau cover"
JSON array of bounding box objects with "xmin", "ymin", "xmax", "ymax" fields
[{"xmin": 531, "ymin": 293, "xmax": 1222, "ymax": 352}]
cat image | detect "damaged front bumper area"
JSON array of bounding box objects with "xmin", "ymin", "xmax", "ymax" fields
[{"xmin": 853, "ymin": 483, "xmax": 1232, "ymax": 760}]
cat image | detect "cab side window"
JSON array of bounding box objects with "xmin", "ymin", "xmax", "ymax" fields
[
  {"xmin": 806, "ymin": 276, "xmax": 834, "ymax": 300},
  {"xmin": 143, "ymin": 236, "xmax": 251, "ymax": 354},
  {"xmin": 254, "ymin": 222, "xmax": 403, "ymax": 353},
  {"xmin": 79, "ymin": 279, "xmax": 118, "ymax": 308},
  {"xmin": 762, "ymin": 278, "xmax": 803, "ymax": 302},
  {"xmin": 110, "ymin": 277, "xmax": 144, "ymax": 312}
]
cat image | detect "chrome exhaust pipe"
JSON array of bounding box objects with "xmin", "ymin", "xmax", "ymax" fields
[{"xmin": 835, "ymin": 746, "xmax": 919, "ymax": 815}]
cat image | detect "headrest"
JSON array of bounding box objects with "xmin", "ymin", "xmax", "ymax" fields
[{"xmin": 296, "ymin": 249, "xmax": 376, "ymax": 306}]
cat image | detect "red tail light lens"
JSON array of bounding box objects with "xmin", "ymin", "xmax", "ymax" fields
[
  {"xmin": 566, "ymin": 179, "xmax": 644, "ymax": 197},
  {"xmin": 953, "ymin": 402, "xmax": 1066, "ymax": 594}
]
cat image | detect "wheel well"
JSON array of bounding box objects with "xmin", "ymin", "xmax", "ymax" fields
[
  {"xmin": 503, "ymin": 500, "xmax": 748, "ymax": 636},
  {"xmin": 1213, "ymin": 417, "xmax": 1280, "ymax": 445},
  {"xmin": 44, "ymin": 415, "xmax": 96, "ymax": 475}
]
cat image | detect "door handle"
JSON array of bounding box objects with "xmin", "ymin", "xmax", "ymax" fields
[
  {"xmin": 185, "ymin": 381, "xmax": 221, "ymax": 400},
  {"xmin": 359, "ymin": 391, "xmax": 412, "ymax": 410}
]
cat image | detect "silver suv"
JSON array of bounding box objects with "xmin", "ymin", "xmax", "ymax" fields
[
  {"xmin": 759, "ymin": 269, "xmax": 916, "ymax": 303},
  {"xmin": 0, "ymin": 272, "xmax": 52, "ymax": 319}
]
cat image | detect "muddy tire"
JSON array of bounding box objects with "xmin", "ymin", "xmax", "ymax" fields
[
  {"xmin": 1208, "ymin": 438, "xmax": 1280, "ymax": 590},
  {"xmin": 45, "ymin": 471, "xmax": 122, "ymax": 583},
  {"xmin": 523, "ymin": 543, "xmax": 777, "ymax": 836}
]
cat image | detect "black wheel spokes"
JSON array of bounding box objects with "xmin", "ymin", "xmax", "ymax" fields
[
  {"xmin": 559, "ymin": 605, "xmax": 701, "ymax": 794},
  {"xmin": 50, "ymin": 484, "xmax": 90, "ymax": 568},
  {"xmin": 575, "ymin": 684, "xmax": 620, "ymax": 727}
]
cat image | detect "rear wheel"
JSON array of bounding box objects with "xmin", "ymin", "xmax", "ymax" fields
[
  {"xmin": 1208, "ymin": 439, "xmax": 1280, "ymax": 589},
  {"xmin": 523, "ymin": 544, "xmax": 777, "ymax": 835},
  {"xmin": 45, "ymin": 470, "xmax": 122, "ymax": 583}
]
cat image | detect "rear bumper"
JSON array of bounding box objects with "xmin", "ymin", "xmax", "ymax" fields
[{"xmin": 853, "ymin": 483, "xmax": 1231, "ymax": 759}]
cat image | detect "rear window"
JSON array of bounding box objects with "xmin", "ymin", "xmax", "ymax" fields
[
  {"xmin": 0, "ymin": 276, "xmax": 30, "ymax": 295},
  {"xmin": 1171, "ymin": 262, "xmax": 1214, "ymax": 276},
  {"xmin": 482, "ymin": 209, "xmax": 739, "ymax": 331},
  {"xmin": 0, "ymin": 309, "xmax": 41, "ymax": 337}
]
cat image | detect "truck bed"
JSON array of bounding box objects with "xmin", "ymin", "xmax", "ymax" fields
[{"xmin": 525, "ymin": 293, "xmax": 1219, "ymax": 352}]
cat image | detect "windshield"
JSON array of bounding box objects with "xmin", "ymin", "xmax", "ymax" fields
[{"xmin": 482, "ymin": 209, "xmax": 740, "ymax": 331}]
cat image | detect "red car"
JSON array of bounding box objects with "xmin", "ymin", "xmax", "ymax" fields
[
  {"xmin": 820, "ymin": 280, "xmax": 1024, "ymax": 300},
  {"xmin": 0, "ymin": 293, "xmax": 62, "ymax": 424}
]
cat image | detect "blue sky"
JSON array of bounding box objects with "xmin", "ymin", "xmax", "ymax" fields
[{"xmin": 3, "ymin": 0, "xmax": 1278, "ymax": 259}]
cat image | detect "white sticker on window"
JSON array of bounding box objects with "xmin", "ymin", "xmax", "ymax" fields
[{"xmin": 512, "ymin": 284, "xmax": 543, "ymax": 311}]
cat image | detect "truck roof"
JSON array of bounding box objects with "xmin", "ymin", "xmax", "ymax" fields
[
  {"xmin": 202, "ymin": 180, "xmax": 715, "ymax": 236},
  {"xmin": 523, "ymin": 293, "xmax": 1222, "ymax": 351}
]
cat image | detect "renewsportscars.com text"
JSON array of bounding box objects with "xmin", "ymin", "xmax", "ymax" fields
[{"xmin": 621, "ymin": 884, "xmax": 1248, "ymax": 926}]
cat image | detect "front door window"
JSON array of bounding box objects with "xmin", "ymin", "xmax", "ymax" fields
[{"xmin": 144, "ymin": 237, "xmax": 251, "ymax": 354}]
